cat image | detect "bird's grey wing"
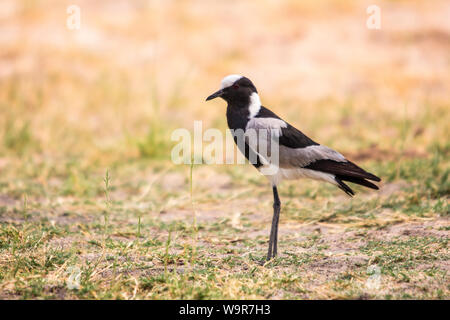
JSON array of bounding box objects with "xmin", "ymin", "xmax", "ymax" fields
[
  {"xmin": 245, "ymin": 117, "xmax": 346, "ymax": 168},
  {"xmin": 278, "ymin": 144, "xmax": 347, "ymax": 168},
  {"xmin": 280, "ymin": 145, "xmax": 381, "ymax": 195},
  {"xmin": 279, "ymin": 143, "xmax": 380, "ymax": 182}
]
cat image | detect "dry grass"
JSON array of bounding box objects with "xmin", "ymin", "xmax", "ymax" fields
[{"xmin": 0, "ymin": 0, "xmax": 448, "ymax": 299}]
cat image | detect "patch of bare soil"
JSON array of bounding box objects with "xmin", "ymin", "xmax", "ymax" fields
[
  {"xmin": 0, "ymin": 195, "xmax": 17, "ymax": 206},
  {"xmin": 48, "ymin": 236, "xmax": 78, "ymax": 250},
  {"xmin": 0, "ymin": 208, "xmax": 94, "ymax": 226},
  {"xmin": 378, "ymin": 218, "xmax": 449, "ymax": 240}
]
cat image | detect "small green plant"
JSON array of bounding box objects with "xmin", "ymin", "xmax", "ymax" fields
[
  {"xmin": 103, "ymin": 169, "xmax": 111, "ymax": 242},
  {"xmin": 189, "ymin": 158, "xmax": 198, "ymax": 264},
  {"xmin": 22, "ymin": 193, "xmax": 28, "ymax": 218},
  {"xmin": 137, "ymin": 215, "xmax": 142, "ymax": 238},
  {"xmin": 164, "ymin": 230, "xmax": 172, "ymax": 276}
]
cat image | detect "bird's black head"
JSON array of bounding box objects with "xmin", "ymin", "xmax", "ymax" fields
[{"xmin": 206, "ymin": 75, "xmax": 258, "ymax": 106}]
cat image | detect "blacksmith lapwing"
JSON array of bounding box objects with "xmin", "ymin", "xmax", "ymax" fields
[{"xmin": 206, "ymin": 75, "xmax": 381, "ymax": 261}]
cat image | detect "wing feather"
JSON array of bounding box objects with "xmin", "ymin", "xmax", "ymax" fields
[{"xmin": 305, "ymin": 159, "xmax": 381, "ymax": 182}]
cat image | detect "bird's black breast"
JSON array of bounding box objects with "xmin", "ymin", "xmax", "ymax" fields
[
  {"xmin": 226, "ymin": 104, "xmax": 250, "ymax": 131},
  {"xmin": 226, "ymin": 104, "xmax": 262, "ymax": 168}
]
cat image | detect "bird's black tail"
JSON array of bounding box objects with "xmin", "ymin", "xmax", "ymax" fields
[
  {"xmin": 335, "ymin": 175, "xmax": 379, "ymax": 197},
  {"xmin": 305, "ymin": 159, "xmax": 381, "ymax": 197}
]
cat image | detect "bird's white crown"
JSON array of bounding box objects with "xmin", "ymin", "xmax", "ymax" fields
[{"xmin": 220, "ymin": 74, "xmax": 243, "ymax": 89}]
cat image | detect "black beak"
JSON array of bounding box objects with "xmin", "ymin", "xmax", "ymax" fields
[{"xmin": 206, "ymin": 89, "xmax": 224, "ymax": 101}]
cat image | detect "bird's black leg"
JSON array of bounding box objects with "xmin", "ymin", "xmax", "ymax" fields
[
  {"xmin": 272, "ymin": 186, "xmax": 281, "ymax": 258},
  {"xmin": 267, "ymin": 212, "xmax": 275, "ymax": 260},
  {"xmin": 267, "ymin": 186, "xmax": 281, "ymax": 260}
]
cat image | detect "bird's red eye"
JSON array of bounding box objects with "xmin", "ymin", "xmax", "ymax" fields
[{"xmin": 233, "ymin": 84, "xmax": 239, "ymax": 89}]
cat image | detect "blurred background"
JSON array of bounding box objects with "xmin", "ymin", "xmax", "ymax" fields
[
  {"xmin": 0, "ymin": 0, "xmax": 449, "ymax": 300},
  {"xmin": 1, "ymin": 0, "xmax": 448, "ymax": 165}
]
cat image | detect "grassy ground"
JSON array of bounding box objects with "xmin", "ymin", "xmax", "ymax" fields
[{"xmin": 0, "ymin": 0, "xmax": 449, "ymax": 299}]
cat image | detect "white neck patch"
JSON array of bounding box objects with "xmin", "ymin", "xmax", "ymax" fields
[
  {"xmin": 248, "ymin": 92, "xmax": 261, "ymax": 118},
  {"xmin": 220, "ymin": 74, "xmax": 243, "ymax": 89}
]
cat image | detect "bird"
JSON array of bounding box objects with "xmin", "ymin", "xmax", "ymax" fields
[{"xmin": 206, "ymin": 75, "xmax": 381, "ymax": 261}]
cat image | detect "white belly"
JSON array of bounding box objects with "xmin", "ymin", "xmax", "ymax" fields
[{"xmin": 258, "ymin": 165, "xmax": 338, "ymax": 187}]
